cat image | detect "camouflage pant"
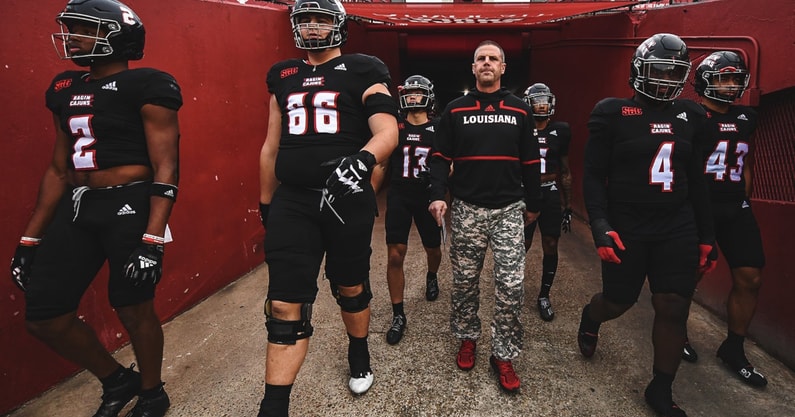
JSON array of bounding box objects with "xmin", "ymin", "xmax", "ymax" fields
[{"xmin": 449, "ymin": 198, "xmax": 526, "ymax": 360}]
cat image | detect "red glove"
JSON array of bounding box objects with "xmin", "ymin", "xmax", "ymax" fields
[
  {"xmin": 597, "ymin": 231, "xmax": 626, "ymax": 264},
  {"xmin": 698, "ymin": 243, "xmax": 718, "ymax": 274}
]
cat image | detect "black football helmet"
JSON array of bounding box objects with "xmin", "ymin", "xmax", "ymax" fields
[
  {"xmin": 52, "ymin": 0, "xmax": 145, "ymax": 67},
  {"xmin": 522, "ymin": 83, "xmax": 556, "ymax": 119},
  {"xmin": 290, "ymin": 0, "xmax": 348, "ymax": 50},
  {"xmin": 694, "ymin": 51, "xmax": 750, "ymax": 103},
  {"xmin": 629, "ymin": 33, "xmax": 691, "ymax": 101},
  {"xmin": 398, "ymin": 75, "xmax": 435, "ymax": 111}
]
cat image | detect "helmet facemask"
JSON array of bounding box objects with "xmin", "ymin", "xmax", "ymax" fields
[
  {"xmin": 291, "ymin": 7, "xmax": 347, "ymax": 50},
  {"xmin": 525, "ymin": 93, "xmax": 556, "ymax": 119},
  {"xmin": 633, "ymin": 58, "xmax": 691, "ymax": 101},
  {"xmin": 52, "ymin": 14, "xmax": 119, "ymax": 66},
  {"xmin": 702, "ymin": 69, "xmax": 749, "ymax": 103}
]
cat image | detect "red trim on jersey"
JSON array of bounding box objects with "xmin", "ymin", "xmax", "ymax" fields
[
  {"xmin": 432, "ymin": 151, "xmax": 452, "ymax": 161},
  {"xmin": 451, "ymin": 101, "xmax": 481, "ymax": 113},
  {"xmin": 454, "ymin": 155, "xmax": 519, "ymax": 161},
  {"xmin": 500, "ymin": 101, "xmax": 527, "ymax": 115},
  {"xmin": 522, "ymin": 159, "xmax": 540, "ymax": 165}
]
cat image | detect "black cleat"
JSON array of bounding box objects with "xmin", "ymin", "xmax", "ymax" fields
[
  {"xmin": 386, "ymin": 315, "xmax": 406, "ymax": 345},
  {"xmin": 717, "ymin": 341, "xmax": 768, "ymax": 387},
  {"xmin": 644, "ymin": 382, "xmax": 688, "ymax": 417},
  {"xmin": 682, "ymin": 338, "xmax": 698, "ymax": 363},
  {"xmin": 125, "ymin": 384, "xmax": 170, "ymax": 417},
  {"xmin": 537, "ymin": 297, "xmax": 555, "ymax": 321},
  {"xmin": 425, "ymin": 274, "xmax": 439, "ymax": 301},
  {"xmin": 93, "ymin": 365, "xmax": 142, "ymax": 417},
  {"xmin": 578, "ymin": 330, "xmax": 598, "ymax": 358}
]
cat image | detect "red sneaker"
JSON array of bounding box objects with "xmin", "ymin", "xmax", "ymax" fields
[
  {"xmin": 490, "ymin": 355, "xmax": 520, "ymax": 392},
  {"xmin": 456, "ymin": 339, "xmax": 476, "ymax": 371}
]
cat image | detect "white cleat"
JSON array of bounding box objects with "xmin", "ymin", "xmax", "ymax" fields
[{"xmin": 348, "ymin": 372, "xmax": 374, "ymax": 394}]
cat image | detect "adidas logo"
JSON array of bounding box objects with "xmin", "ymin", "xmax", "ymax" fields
[
  {"xmin": 738, "ymin": 113, "xmax": 748, "ymax": 121},
  {"xmin": 676, "ymin": 112, "xmax": 688, "ymax": 122},
  {"xmin": 117, "ymin": 204, "xmax": 136, "ymax": 216},
  {"xmin": 742, "ymin": 200, "xmax": 750, "ymax": 208},
  {"xmin": 426, "ymin": 126, "xmax": 435, "ymax": 132},
  {"xmin": 163, "ymin": 189, "xmax": 175, "ymax": 198},
  {"xmin": 485, "ymin": 104, "xmax": 495, "ymax": 112},
  {"xmin": 136, "ymin": 255, "xmax": 157, "ymax": 269},
  {"xmin": 101, "ymin": 81, "xmax": 117, "ymax": 91},
  {"xmin": 550, "ymin": 130, "xmax": 558, "ymax": 136},
  {"xmin": 334, "ymin": 63, "xmax": 347, "ymax": 71}
]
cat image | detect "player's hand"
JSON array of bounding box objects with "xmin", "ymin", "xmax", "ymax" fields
[
  {"xmin": 124, "ymin": 243, "xmax": 164, "ymax": 287},
  {"xmin": 591, "ymin": 218, "xmax": 625, "ymax": 264},
  {"xmin": 561, "ymin": 208, "xmax": 573, "ymax": 233},
  {"xmin": 698, "ymin": 243, "xmax": 718, "ymax": 274},
  {"xmin": 321, "ymin": 150, "xmax": 376, "ymax": 200},
  {"xmin": 10, "ymin": 244, "xmax": 38, "ymax": 292},
  {"xmin": 428, "ymin": 200, "xmax": 447, "ymax": 227},
  {"xmin": 259, "ymin": 203, "xmax": 270, "ymax": 230}
]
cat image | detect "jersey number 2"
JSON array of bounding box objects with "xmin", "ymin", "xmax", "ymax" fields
[{"xmin": 69, "ymin": 115, "xmax": 98, "ymax": 170}]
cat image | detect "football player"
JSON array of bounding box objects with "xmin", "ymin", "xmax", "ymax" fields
[
  {"xmin": 521, "ymin": 83, "xmax": 573, "ymax": 322},
  {"xmin": 10, "ymin": 1, "xmax": 182, "ymax": 416},
  {"xmin": 373, "ymin": 75, "xmax": 442, "ymax": 346},
  {"xmin": 578, "ymin": 33, "xmax": 715, "ymax": 417},
  {"xmin": 257, "ymin": 0, "xmax": 398, "ymax": 415},
  {"xmin": 428, "ymin": 40, "xmax": 541, "ymax": 393},
  {"xmin": 681, "ymin": 51, "xmax": 768, "ymax": 388}
]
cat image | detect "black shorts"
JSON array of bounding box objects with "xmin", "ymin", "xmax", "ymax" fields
[
  {"xmin": 385, "ymin": 184, "xmax": 441, "ymax": 247},
  {"xmin": 25, "ymin": 183, "xmax": 154, "ymax": 321},
  {"xmin": 524, "ymin": 182, "xmax": 562, "ymax": 240},
  {"xmin": 265, "ymin": 184, "xmax": 376, "ymax": 303},
  {"xmin": 713, "ymin": 200, "xmax": 765, "ymax": 268},
  {"xmin": 601, "ymin": 234, "xmax": 699, "ymax": 305}
]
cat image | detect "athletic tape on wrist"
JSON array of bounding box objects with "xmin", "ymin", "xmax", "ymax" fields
[
  {"xmin": 142, "ymin": 233, "xmax": 165, "ymax": 245},
  {"xmin": 20, "ymin": 236, "xmax": 42, "ymax": 246},
  {"xmin": 150, "ymin": 182, "xmax": 178, "ymax": 201}
]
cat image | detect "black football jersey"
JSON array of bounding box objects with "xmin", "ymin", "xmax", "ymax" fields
[
  {"xmin": 701, "ymin": 105, "xmax": 758, "ymax": 202},
  {"xmin": 266, "ymin": 54, "xmax": 392, "ymax": 188},
  {"xmin": 45, "ymin": 68, "xmax": 182, "ymax": 171},
  {"xmin": 388, "ymin": 117, "xmax": 437, "ymax": 185},
  {"xmin": 536, "ymin": 121, "xmax": 571, "ymax": 175},
  {"xmin": 583, "ymin": 97, "xmax": 713, "ymax": 239}
]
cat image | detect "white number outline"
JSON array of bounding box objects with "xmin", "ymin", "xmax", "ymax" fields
[
  {"xmin": 69, "ymin": 115, "xmax": 98, "ymax": 170},
  {"xmin": 650, "ymin": 141, "xmax": 675, "ymax": 192},
  {"xmin": 286, "ymin": 91, "xmax": 340, "ymax": 135}
]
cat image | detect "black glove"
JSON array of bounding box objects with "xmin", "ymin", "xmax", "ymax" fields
[
  {"xmin": 321, "ymin": 150, "xmax": 376, "ymax": 199},
  {"xmin": 124, "ymin": 243, "xmax": 164, "ymax": 287},
  {"xmin": 561, "ymin": 208, "xmax": 572, "ymax": 233},
  {"xmin": 10, "ymin": 244, "xmax": 38, "ymax": 292},
  {"xmin": 259, "ymin": 203, "xmax": 270, "ymax": 230}
]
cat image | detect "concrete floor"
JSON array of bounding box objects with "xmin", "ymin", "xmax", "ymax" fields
[{"xmin": 7, "ymin": 201, "xmax": 795, "ymax": 417}]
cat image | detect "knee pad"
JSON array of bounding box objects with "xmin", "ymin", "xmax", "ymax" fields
[
  {"xmin": 330, "ymin": 279, "xmax": 372, "ymax": 313},
  {"xmin": 264, "ymin": 299, "xmax": 313, "ymax": 345}
]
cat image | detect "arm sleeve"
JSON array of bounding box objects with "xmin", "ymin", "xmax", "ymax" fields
[
  {"xmin": 429, "ymin": 108, "xmax": 453, "ymax": 202},
  {"xmin": 582, "ymin": 102, "xmax": 612, "ymax": 223}
]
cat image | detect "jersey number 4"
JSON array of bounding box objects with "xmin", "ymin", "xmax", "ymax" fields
[
  {"xmin": 286, "ymin": 92, "xmax": 340, "ymax": 135},
  {"xmin": 705, "ymin": 140, "xmax": 748, "ymax": 182},
  {"xmin": 650, "ymin": 142, "xmax": 675, "ymax": 192}
]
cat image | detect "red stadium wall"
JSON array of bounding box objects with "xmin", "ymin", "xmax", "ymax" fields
[
  {"xmin": 0, "ymin": 0, "xmax": 296, "ymax": 413},
  {"xmin": 2, "ymin": 0, "xmax": 793, "ymax": 413}
]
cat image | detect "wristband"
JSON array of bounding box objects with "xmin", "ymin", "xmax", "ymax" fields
[
  {"xmin": 142, "ymin": 233, "xmax": 165, "ymax": 245},
  {"xmin": 20, "ymin": 236, "xmax": 42, "ymax": 246},
  {"xmin": 150, "ymin": 182, "xmax": 178, "ymax": 201}
]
